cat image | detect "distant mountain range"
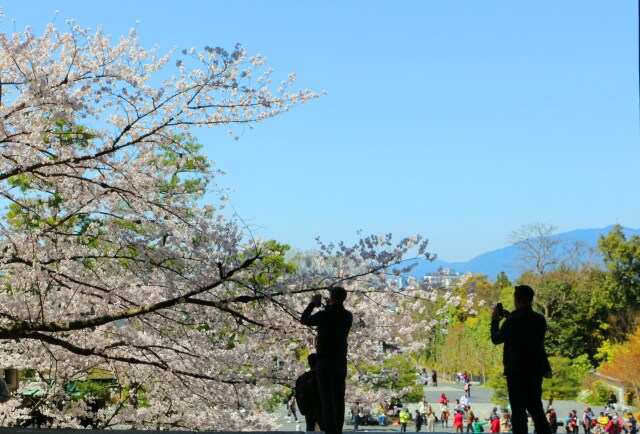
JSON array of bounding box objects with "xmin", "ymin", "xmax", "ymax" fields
[{"xmin": 403, "ymin": 225, "xmax": 640, "ymax": 281}]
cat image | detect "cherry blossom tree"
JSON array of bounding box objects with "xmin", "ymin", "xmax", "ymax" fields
[{"xmin": 0, "ymin": 20, "xmax": 465, "ymax": 429}]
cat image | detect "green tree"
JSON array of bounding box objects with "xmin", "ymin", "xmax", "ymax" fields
[
  {"xmin": 486, "ymin": 365, "xmax": 508, "ymax": 405},
  {"xmin": 542, "ymin": 356, "xmax": 583, "ymax": 400},
  {"xmin": 597, "ymin": 226, "xmax": 640, "ymax": 338},
  {"xmin": 495, "ymin": 272, "xmax": 512, "ymax": 289},
  {"xmin": 426, "ymin": 276, "xmax": 502, "ymax": 381},
  {"xmin": 516, "ymin": 267, "xmax": 612, "ymax": 362},
  {"xmin": 598, "ymin": 225, "xmax": 640, "ymax": 306},
  {"xmin": 536, "ymin": 277, "xmax": 605, "ymax": 359},
  {"xmin": 460, "ymin": 312, "xmax": 501, "ymax": 384}
]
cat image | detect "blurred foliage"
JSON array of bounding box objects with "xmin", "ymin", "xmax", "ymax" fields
[
  {"xmin": 580, "ymin": 380, "xmax": 615, "ymax": 406},
  {"xmin": 353, "ymin": 354, "xmax": 423, "ymax": 403},
  {"xmin": 542, "ymin": 356, "xmax": 583, "ymax": 400}
]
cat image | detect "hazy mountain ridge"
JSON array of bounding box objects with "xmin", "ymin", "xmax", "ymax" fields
[{"xmin": 405, "ymin": 225, "xmax": 640, "ymax": 281}]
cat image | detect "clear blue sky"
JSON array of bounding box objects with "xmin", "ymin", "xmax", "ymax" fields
[{"xmin": 1, "ymin": 1, "xmax": 638, "ymax": 262}]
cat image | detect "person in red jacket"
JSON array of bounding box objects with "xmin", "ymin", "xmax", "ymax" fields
[
  {"xmin": 453, "ymin": 409, "xmax": 465, "ymax": 433},
  {"xmin": 605, "ymin": 416, "xmax": 617, "ymax": 434},
  {"xmin": 490, "ymin": 415, "xmax": 501, "ymax": 433}
]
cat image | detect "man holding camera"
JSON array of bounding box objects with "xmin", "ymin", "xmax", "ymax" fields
[
  {"xmin": 301, "ymin": 287, "xmax": 353, "ymax": 434},
  {"xmin": 491, "ymin": 285, "xmax": 552, "ymax": 434}
]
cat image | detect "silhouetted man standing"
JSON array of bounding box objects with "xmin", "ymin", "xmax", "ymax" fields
[
  {"xmin": 491, "ymin": 285, "xmax": 552, "ymax": 434},
  {"xmin": 301, "ymin": 287, "xmax": 353, "ymax": 434}
]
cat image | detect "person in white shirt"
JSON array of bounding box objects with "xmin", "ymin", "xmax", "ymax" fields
[
  {"xmin": 460, "ymin": 391, "xmax": 471, "ymax": 408},
  {"xmin": 418, "ymin": 396, "xmax": 428, "ymax": 415}
]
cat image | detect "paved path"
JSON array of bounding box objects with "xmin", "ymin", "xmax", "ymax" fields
[{"xmin": 277, "ymin": 381, "xmax": 636, "ymax": 433}]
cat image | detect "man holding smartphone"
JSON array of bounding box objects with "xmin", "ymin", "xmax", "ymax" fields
[
  {"xmin": 300, "ymin": 286, "xmax": 353, "ymax": 434},
  {"xmin": 491, "ymin": 285, "xmax": 552, "ymax": 434}
]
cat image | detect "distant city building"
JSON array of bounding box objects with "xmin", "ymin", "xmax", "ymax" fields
[
  {"xmin": 396, "ymin": 268, "xmax": 466, "ymax": 289},
  {"xmin": 396, "ymin": 274, "xmax": 417, "ymax": 289},
  {"xmin": 422, "ymin": 268, "xmax": 464, "ymax": 289}
]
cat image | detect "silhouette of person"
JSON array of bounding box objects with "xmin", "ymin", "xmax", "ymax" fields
[
  {"xmin": 296, "ymin": 353, "xmax": 322, "ymax": 432},
  {"xmin": 300, "ymin": 287, "xmax": 353, "ymax": 434},
  {"xmin": 491, "ymin": 285, "xmax": 552, "ymax": 434}
]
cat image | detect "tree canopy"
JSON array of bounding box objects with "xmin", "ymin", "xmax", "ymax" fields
[{"xmin": 0, "ymin": 22, "xmax": 450, "ymax": 429}]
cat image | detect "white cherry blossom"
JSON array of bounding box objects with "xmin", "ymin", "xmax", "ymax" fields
[{"xmin": 0, "ymin": 21, "xmax": 473, "ymax": 429}]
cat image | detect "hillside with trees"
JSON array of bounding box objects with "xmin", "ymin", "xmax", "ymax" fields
[{"xmin": 419, "ymin": 224, "xmax": 640, "ymax": 407}]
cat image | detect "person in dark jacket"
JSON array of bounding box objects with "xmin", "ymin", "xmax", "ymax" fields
[
  {"xmin": 547, "ymin": 405, "xmax": 558, "ymax": 433},
  {"xmin": 300, "ymin": 286, "xmax": 353, "ymax": 434},
  {"xmin": 491, "ymin": 285, "xmax": 552, "ymax": 434},
  {"xmin": 296, "ymin": 353, "xmax": 322, "ymax": 432}
]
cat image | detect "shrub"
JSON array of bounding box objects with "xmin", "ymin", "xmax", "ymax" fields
[
  {"xmin": 581, "ymin": 379, "xmax": 615, "ymax": 406},
  {"xmin": 487, "ymin": 366, "xmax": 508, "ymax": 405},
  {"xmin": 542, "ymin": 356, "xmax": 583, "ymax": 400},
  {"xmin": 354, "ymin": 354, "xmax": 423, "ymax": 403}
]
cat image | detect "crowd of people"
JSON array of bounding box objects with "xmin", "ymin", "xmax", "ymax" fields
[
  {"xmin": 338, "ymin": 385, "xmax": 640, "ymax": 434},
  {"xmin": 337, "ymin": 395, "xmax": 640, "ymax": 434},
  {"xmin": 561, "ymin": 405, "xmax": 638, "ymax": 434},
  {"xmin": 343, "ymin": 392, "xmax": 513, "ymax": 433}
]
